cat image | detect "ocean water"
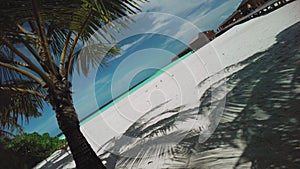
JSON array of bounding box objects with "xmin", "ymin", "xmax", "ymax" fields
[
  {"xmin": 97, "ymin": 22, "xmax": 300, "ymax": 169},
  {"xmin": 35, "ymin": 1, "xmax": 300, "ymax": 168}
]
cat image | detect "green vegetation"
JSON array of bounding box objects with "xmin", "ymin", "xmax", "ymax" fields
[
  {"xmin": 0, "ymin": 132, "xmax": 66, "ymax": 169},
  {"xmin": 0, "ymin": 1, "xmax": 145, "ymax": 168}
]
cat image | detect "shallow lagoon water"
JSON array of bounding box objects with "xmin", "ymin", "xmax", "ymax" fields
[
  {"xmin": 100, "ymin": 21, "xmax": 300, "ymax": 169},
  {"xmin": 35, "ymin": 1, "xmax": 300, "ymax": 168}
]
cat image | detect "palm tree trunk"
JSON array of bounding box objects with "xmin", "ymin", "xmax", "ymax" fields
[{"xmin": 48, "ymin": 80, "xmax": 106, "ymax": 169}]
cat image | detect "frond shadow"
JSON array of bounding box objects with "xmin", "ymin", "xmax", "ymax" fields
[{"xmin": 98, "ymin": 21, "xmax": 300, "ymax": 169}]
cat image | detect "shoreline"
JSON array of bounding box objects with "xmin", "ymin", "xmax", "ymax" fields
[{"xmin": 38, "ymin": 1, "xmax": 300, "ymax": 168}]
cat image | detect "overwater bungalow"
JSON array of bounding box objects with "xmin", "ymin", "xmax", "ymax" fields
[
  {"xmin": 218, "ymin": 0, "xmax": 293, "ymax": 32},
  {"xmin": 172, "ymin": 30, "xmax": 216, "ymax": 61}
]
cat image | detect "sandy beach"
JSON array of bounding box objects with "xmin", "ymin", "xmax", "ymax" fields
[{"xmin": 35, "ymin": 1, "xmax": 300, "ymax": 168}]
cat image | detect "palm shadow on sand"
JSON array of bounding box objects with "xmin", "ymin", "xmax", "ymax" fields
[{"xmin": 98, "ymin": 21, "xmax": 300, "ymax": 169}]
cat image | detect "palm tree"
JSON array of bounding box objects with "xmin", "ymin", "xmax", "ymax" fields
[
  {"xmin": 0, "ymin": 46, "xmax": 43, "ymax": 136},
  {"xmin": 0, "ymin": 0, "xmax": 144, "ymax": 168}
]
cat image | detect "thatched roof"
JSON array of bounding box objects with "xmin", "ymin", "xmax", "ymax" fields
[{"xmin": 238, "ymin": 0, "xmax": 250, "ymax": 8}]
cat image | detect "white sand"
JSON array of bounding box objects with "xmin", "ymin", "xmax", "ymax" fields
[{"xmin": 35, "ymin": 1, "xmax": 300, "ymax": 168}]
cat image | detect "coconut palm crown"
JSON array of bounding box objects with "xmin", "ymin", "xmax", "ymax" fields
[{"xmin": 0, "ymin": 0, "xmax": 145, "ymax": 168}]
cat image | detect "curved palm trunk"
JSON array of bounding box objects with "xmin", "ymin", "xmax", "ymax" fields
[{"xmin": 48, "ymin": 80, "xmax": 106, "ymax": 169}]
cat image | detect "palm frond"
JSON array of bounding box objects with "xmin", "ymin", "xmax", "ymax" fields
[
  {"xmin": 1, "ymin": 0, "xmax": 145, "ymax": 80},
  {"xmin": 0, "ymin": 82, "xmax": 43, "ymax": 132},
  {"xmin": 0, "ymin": 47, "xmax": 45, "ymax": 132},
  {"xmin": 0, "ymin": 2, "xmax": 148, "ymax": 164},
  {"xmin": 0, "ymin": 46, "xmax": 46, "ymax": 86},
  {"xmin": 69, "ymin": 42, "xmax": 120, "ymax": 76}
]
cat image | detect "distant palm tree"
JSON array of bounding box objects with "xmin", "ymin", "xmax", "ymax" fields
[{"xmin": 0, "ymin": 0, "xmax": 144, "ymax": 168}]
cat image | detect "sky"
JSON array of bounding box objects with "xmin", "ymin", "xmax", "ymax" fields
[{"xmin": 23, "ymin": 0, "xmax": 243, "ymax": 136}]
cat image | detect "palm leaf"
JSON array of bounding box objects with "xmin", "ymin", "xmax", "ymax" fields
[
  {"xmin": 0, "ymin": 0, "xmax": 147, "ymax": 87},
  {"xmin": 0, "ymin": 85, "xmax": 43, "ymax": 132},
  {"xmin": 0, "ymin": 80, "xmax": 43, "ymax": 128},
  {"xmin": 70, "ymin": 42, "xmax": 120, "ymax": 77},
  {"xmin": 0, "ymin": 46, "xmax": 44, "ymax": 132}
]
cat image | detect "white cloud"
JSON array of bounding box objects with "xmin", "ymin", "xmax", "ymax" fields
[
  {"xmin": 89, "ymin": 0, "xmax": 242, "ymax": 54},
  {"xmin": 29, "ymin": 1, "xmax": 247, "ymax": 137},
  {"xmin": 120, "ymin": 34, "xmax": 151, "ymax": 51},
  {"xmin": 193, "ymin": 0, "xmax": 243, "ymax": 30},
  {"xmin": 141, "ymin": 0, "xmax": 212, "ymax": 16},
  {"xmin": 114, "ymin": 1, "xmax": 242, "ymax": 48},
  {"xmin": 95, "ymin": 74, "xmax": 112, "ymax": 85}
]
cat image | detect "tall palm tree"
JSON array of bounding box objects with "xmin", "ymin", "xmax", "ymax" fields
[{"xmin": 0, "ymin": 0, "xmax": 144, "ymax": 168}]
